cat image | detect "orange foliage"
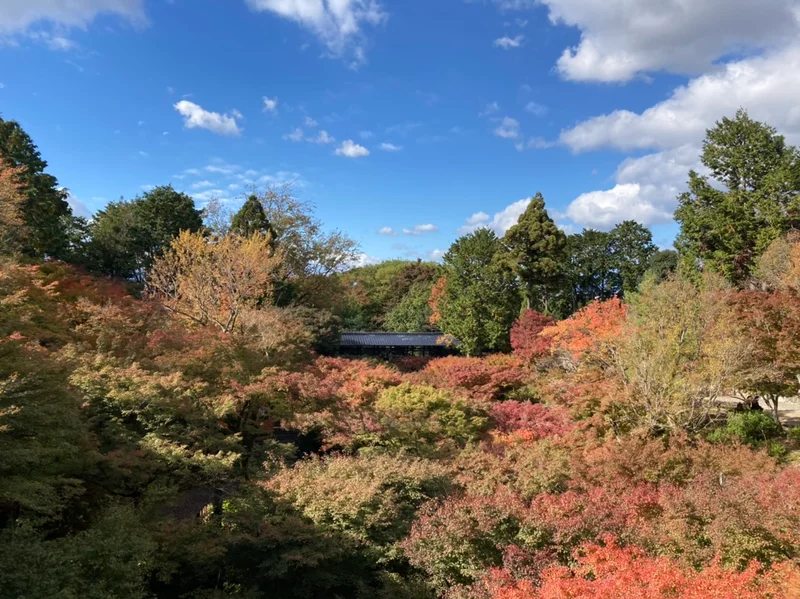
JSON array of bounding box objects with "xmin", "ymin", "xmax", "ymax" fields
[
  {"xmin": 417, "ymin": 354, "xmax": 532, "ymax": 402},
  {"xmin": 542, "ymin": 298, "xmax": 627, "ymax": 363},
  {"xmin": 428, "ymin": 276, "xmax": 447, "ymax": 325},
  {"xmin": 487, "ymin": 537, "xmax": 797, "ymax": 599}
]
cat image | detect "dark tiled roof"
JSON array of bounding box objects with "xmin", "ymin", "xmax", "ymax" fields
[{"xmin": 340, "ymin": 332, "xmax": 457, "ymax": 347}]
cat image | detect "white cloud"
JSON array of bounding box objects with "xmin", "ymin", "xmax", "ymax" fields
[
  {"xmin": 309, "ymin": 129, "xmax": 335, "ymax": 144},
  {"xmin": 378, "ymin": 226, "xmax": 396, "ymax": 235},
  {"xmin": 174, "ymin": 100, "xmax": 242, "ymax": 136},
  {"xmin": 304, "ymin": 116, "xmax": 318, "ymax": 127},
  {"xmin": 567, "ymin": 185, "xmax": 671, "ymax": 229},
  {"xmin": 490, "ymin": 0, "xmax": 538, "ymax": 8},
  {"xmin": 379, "ymin": 142, "xmax": 402, "ymax": 151},
  {"xmin": 556, "ymin": 43, "xmax": 800, "ymax": 228},
  {"xmin": 191, "ymin": 180, "xmax": 215, "ymax": 189},
  {"xmin": 429, "ymin": 249, "xmax": 446, "ymax": 261},
  {"xmin": 140, "ymin": 184, "xmax": 155, "ymax": 191},
  {"xmin": 262, "ymin": 96, "xmax": 278, "ymax": 113},
  {"xmin": 245, "ymin": 0, "xmax": 387, "ymax": 66},
  {"xmin": 193, "ymin": 189, "xmax": 229, "ymax": 203},
  {"xmin": 561, "ymin": 45, "xmax": 800, "ymax": 153},
  {"xmin": 494, "ymin": 116, "xmax": 520, "ymax": 139},
  {"xmin": 465, "ymin": 211, "xmax": 490, "ymax": 227},
  {"xmin": 458, "ymin": 199, "xmax": 530, "ymax": 235},
  {"xmin": 535, "ymin": 0, "xmax": 800, "ymax": 82},
  {"xmin": 514, "ymin": 136, "xmax": 553, "ymax": 151},
  {"xmin": 403, "ymin": 224, "xmax": 439, "ymax": 235},
  {"xmin": 515, "ymin": 18, "xmax": 528, "ymax": 27},
  {"xmin": 205, "ymin": 162, "xmax": 240, "ymax": 175},
  {"xmin": 26, "ymin": 31, "xmax": 77, "ymax": 50},
  {"xmin": 350, "ymin": 252, "xmax": 382, "ymax": 267},
  {"xmin": 360, "ymin": 130, "xmax": 374, "ymax": 139},
  {"xmin": 283, "ymin": 128, "xmax": 305, "ymax": 142},
  {"xmin": 494, "ymin": 35, "xmax": 524, "ymax": 50},
  {"xmin": 0, "ymin": 0, "xmax": 145, "ymax": 35},
  {"xmin": 137, "ymin": 150, "xmax": 149, "ymax": 157},
  {"xmin": 564, "ymin": 144, "xmax": 701, "ymax": 229},
  {"xmin": 335, "ymin": 139, "xmax": 370, "ymax": 157},
  {"xmin": 525, "ymin": 101, "xmax": 547, "ymax": 116}
]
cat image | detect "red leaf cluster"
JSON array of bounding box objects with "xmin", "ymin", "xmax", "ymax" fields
[
  {"xmin": 417, "ymin": 355, "xmax": 532, "ymax": 402},
  {"xmin": 510, "ymin": 310, "xmax": 555, "ymax": 363}
]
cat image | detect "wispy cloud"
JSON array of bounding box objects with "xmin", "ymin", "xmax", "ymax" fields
[
  {"xmin": 494, "ymin": 35, "xmax": 524, "ymax": 50},
  {"xmin": 379, "ymin": 142, "xmax": 403, "ymax": 152},
  {"xmin": 262, "ymin": 96, "xmax": 278, "ymax": 114},
  {"xmin": 403, "ymin": 224, "xmax": 438, "ymax": 235}
]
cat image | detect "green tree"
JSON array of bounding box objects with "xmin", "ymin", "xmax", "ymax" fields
[
  {"xmin": 439, "ymin": 229, "xmax": 520, "ymax": 355},
  {"xmin": 675, "ymin": 109, "xmax": 800, "ymax": 283},
  {"xmin": 0, "ymin": 117, "xmax": 71, "ymax": 258},
  {"xmin": 563, "ymin": 229, "xmax": 614, "ymax": 311},
  {"xmin": 609, "ymin": 220, "xmax": 657, "ymax": 294},
  {"xmin": 561, "ymin": 222, "xmax": 656, "ymax": 315},
  {"xmin": 230, "ymin": 194, "xmax": 275, "ymax": 238},
  {"xmin": 501, "ymin": 192, "xmax": 567, "ymax": 311},
  {"xmin": 384, "ymin": 283, "xmax": 436, "ymax": 332},
  {"xmin": 89, "ymin": 185, "xmax": 203, "ymax": 280},
  {"xmin": 646, "ymin": 249, "xmax": 679, "ymax": 283}
]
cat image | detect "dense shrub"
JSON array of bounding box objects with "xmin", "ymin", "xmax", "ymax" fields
[
  {"xmin": 268, "ymin": 453, "xmax": 452, "ymax": 562},
  {"xmin": 376, "ymin": 383, "xmax": 489, "ymax": 454}
]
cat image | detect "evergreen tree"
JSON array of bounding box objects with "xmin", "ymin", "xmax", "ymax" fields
[
  {"xmin": 501, "ymin": 192, "xmax": 567, "ymax": 311},
  {"xmin": 675, "ymin": 109, "xmax": 800, "ymax": 283},
  {"xmin": 439, "ymin": 229, "xmax": 520, "ymax": 355},
  {"xmin": 0, "ymin": 118, "xmax": 71, "ymax": 258},
  {"xmin": 646, "ymin": 249, "xmax": 679, "ymax": 283},
  {"xmin": 88, "ymin": 185, "xmax": 203, "ymax": 280},
  {"xmin": 230, "ymin": 194, "xmax": 275, "ymax": 238},
  {"xmin": 609, "ymin": 220, "xmax": 657, "ymax": 294}
]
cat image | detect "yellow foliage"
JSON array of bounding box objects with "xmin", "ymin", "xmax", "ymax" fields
[
  {"xmin": 0, "ymin": 159, "xmax": 27, "ymax": 255},
  {"xmin": 147, "ymin": 230, "xmax": 283, "ymax": 333}
]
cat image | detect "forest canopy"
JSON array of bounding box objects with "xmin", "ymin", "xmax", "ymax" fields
[{"xmin": 2, "ymin": 110, "xmax": 800, "ymax": 598}]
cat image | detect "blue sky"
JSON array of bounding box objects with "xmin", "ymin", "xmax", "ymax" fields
[{"xmin": 3, "ymin": 0, "xmax": 800, "ymax": 264}]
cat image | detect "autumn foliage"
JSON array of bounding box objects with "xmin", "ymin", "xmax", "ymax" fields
[
  {"xmin": 542, "ymin": 298, "xmax": 627, "ymax": 364},
  {"xmin": 4, "ymin": 251, "xmax": 800, "ymax": 599},
  {"xmin": 510, "ymin": 310, "xmax": 555, "ymax": 362},
  {"xmin": 485, "ymin": 537, "xmax": 799, "ymax": 599}
]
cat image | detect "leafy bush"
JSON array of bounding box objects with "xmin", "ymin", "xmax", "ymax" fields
[
  {"xmin": 376, "ymin": 383, "xmax": 488, "ymax": 454},
  {"xmin": 708, "ymin": 411, "xmax": 784, "ymax": 447},
  {"xmin": 268, "ymin": 453, "xmax": 452, "ymax": 562}
]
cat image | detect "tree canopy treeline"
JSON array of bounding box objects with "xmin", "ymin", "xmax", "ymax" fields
[{"xmin": 2, "ymin": 110, "xmax": 800, "ymax": 598}]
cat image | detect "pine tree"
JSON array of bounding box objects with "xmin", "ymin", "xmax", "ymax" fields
[
  {"xmin": 0, "ymin": 118, "xmax": 71, "ymax": 258},
  {"xmin": 501, "ymin": 192, "xmax": 567, "ymax": 311},
  {"xmin": 230, "ymin": 194, "xmax": 275, "ymax": 238}
]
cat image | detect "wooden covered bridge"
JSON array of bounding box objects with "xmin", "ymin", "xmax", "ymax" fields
[{"xmin": 339, "ymin": 332, "xmax": 460, "ymax": 357}]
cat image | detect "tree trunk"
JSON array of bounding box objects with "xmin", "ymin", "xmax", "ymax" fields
[{"xmin": 766, "ymin": 394, "xmax": 782, "ymax": 427}]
